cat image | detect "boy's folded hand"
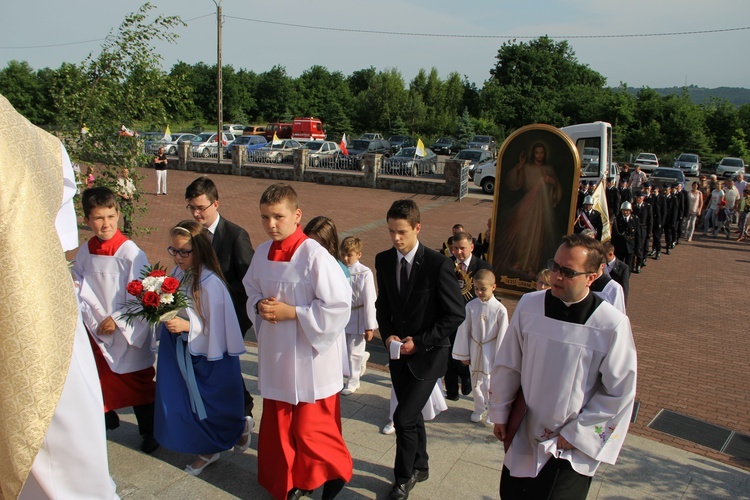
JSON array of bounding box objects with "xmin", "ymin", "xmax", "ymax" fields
[{"xmin": 97, "ymin": 316, "xmax": 116, "ymax": 336}]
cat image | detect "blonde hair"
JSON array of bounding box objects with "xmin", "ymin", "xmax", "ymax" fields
[{"xmin": 340, "ymin": 236, "xmax": 363, "ymax": 255}]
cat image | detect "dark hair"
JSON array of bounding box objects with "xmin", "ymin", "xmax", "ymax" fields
[
  {"xmin": 560, "ymin": 234, "xmax": 605, "ymax": 272},
  {"xmin": 452, "ymin": 223, "xmax": 464, "ymax": 231},
  {"xmin": 81, "ymin": 186, "xmax": 118, "ymax": 217},
  {"xmin": 170, "ymin": 220, "xmax": 225, "ymax": 320},
  {"xmin": 386, "ymin": 199, "xmax": 420, "ymax": 228},
  {"xmin": 340, "ymin": 236, "xmax": 363, "ymax": 255},
  {"xmin": 452, "ymin": 231, "xmax": 473, "ymax": 244},
  {"xmin": 260, "ymin": 183, "xmax": 299, "ymax": 210},
  {"xmin": 303, "ymin": 216, "xmax": 340, "ymax": 260},
  {"xmin": 602, "ymin": 241, "xmax": 615, "ymax": 254},
  {"xmin": 185, "ymin": 176, "xmax": 219, "ymax": 203}
]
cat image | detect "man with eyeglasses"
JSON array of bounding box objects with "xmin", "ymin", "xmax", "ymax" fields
[
  {"xmin": 185, "ymin": 176, "xmax": 256, "ymax": 417},
  {"xmin": 489, "ymin": 234, "xmax": 637, "ymax": 500}
]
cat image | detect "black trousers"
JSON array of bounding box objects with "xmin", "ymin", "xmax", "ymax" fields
[
  {"xmin": 500, "ymin": 459, "xmax": 592, "ymax": 500},
  {"xmin": 664, "ymin": 223, "xmax": 675, "ymax": 248},
  {"xmin": 390, "ymin": 360, "xmax": 436, "ymax": 485},
  {"xmin": 652, "ymin": 227, "xmax": 663, "ymax": 252},
  {"xmin": 133, "ymin": 402, "xmax": 155, "ymax": 436}
]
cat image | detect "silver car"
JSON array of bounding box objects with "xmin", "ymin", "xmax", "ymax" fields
[
  {"xmin": 673, "ymin": 153, "xmax": 701, "ymax": 177},
  {"xmin": 716, "ymin": 157, "xmax": 746, "ymax": 178},
  {"xmin": 149, "ymin": 133, "xmax": 197, "ymax": 155}
]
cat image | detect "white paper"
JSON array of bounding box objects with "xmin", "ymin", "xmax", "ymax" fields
[{"xmin": 390, "ymin": 340, "xmax": 403, "ymax": 360}]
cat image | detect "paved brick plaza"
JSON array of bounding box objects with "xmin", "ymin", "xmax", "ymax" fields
[{"xmin": 93, "ymin": 165, "xmax": 750, "ymax": 471}]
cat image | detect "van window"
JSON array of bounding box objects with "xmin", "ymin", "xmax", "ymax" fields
[{"xmin": 576, "ymin": 137, "xmax": 602, "ymax": 177}]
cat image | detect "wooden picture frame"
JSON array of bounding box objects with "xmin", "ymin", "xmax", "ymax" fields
[{"xmin": 489, "ymin": 124, "xmax": 581, "ymax": 295}]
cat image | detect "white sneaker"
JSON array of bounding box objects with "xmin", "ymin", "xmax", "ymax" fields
[
  {"xmin": 360, "ymin": 351, "xmax": 371, "ymax": 378},
  {"xmin": 485, "ymin": 417, "xmax": 494, "ymax": 426},
  {"xmin": 470, "ymin": 411, "xmax": 484, "ymax": 423},
  {"xmin": 381, "ymin": 421, "xmax": 395, "ymax": 435},
  {"xmin": 341, "ymin": 384, "xmax": 359, "ymax": 396}
]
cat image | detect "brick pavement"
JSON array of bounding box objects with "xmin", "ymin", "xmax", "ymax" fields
[{"xmin": 88, "ymin": 166, "xmax": 750, "ymax": 471}]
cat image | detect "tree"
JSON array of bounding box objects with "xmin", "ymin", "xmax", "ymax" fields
[
  {"xmin": 255, "ymin": 65, "xmax": 295, "ymax": 121},
  {"xmin": 0, "ymin": 60, "xmax": 44, "ymax": 123}
]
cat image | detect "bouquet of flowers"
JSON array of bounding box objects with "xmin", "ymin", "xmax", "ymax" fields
[{"xmin": 120, "ymin": 263, "xmax": 190, "ymax": 326}]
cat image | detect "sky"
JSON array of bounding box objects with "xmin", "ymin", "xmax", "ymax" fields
[{"xmin": 2, "ymin": 0, "xmax": 749, "ymax": 89}]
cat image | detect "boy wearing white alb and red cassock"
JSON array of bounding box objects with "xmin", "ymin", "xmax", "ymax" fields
[
  {"xmin": 243, "ymin": 183, "xmax": 352, "ymax": 500},
  {"xmin": 72, "ymin": 187, "xmax": 157, "ymax": 454}
]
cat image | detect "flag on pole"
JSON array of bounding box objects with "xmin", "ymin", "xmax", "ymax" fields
[
  {"xmin": 591, "ymin": 178, "xmax": 611, "ymax": 241},
  {"xmin": 272, "ymin": 132, "xmax": 282, "ymax": 145},
  {"xmin": 162, "ymin": 125, "xmax": 171, "ymax": 142},
  {"xmin": 415, "ymin": 138, "xmax": 426, "ymax": 157},
  {"xmin": 339, "ymin": 133, "xmax": 349, "ymax": 156}
]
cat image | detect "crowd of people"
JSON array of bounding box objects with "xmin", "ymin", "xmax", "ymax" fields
[{"xmin": 4, "ymin": 90, "xmax": 638, "ymax": 500}]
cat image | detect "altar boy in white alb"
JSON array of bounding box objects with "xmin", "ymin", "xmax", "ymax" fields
[
  {"xmin": 452, "ymin": 269, "xmax": 508, "ymax": 425},
  {"xmin": 489, "ymin": 234, "xmax": 637, "ymax": 499}
]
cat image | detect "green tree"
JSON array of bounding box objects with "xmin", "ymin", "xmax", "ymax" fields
[
  {"xmin": 704, "ymin": 98, "xmax": 740, "ymax": 153},
  {"xmin": 0, "ymin": 60, "xmax": 44, "ymax": 123},
  {"xmin": 255, "ymin": 65, "xmax": 295, "ymax": 121}
]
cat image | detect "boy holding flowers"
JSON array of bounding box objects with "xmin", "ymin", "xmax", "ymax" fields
[{"xmin": 72, "ymin": 186, "xmax": 158, "ymax": 453}]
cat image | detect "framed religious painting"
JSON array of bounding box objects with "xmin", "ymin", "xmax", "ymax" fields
[{"xmin": 488, "ymin": 124, "xmax": 581, "ymax": 295}]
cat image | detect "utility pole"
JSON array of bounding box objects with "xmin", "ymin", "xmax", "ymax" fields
[{"xmin": 214, "ymin": 0, "xmax": 223, "ymax": 163}]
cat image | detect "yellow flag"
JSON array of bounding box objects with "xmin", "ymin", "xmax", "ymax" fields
[
  {"xmin": 162, "ymin": 124, "xmax": 171, "ymax": 142},
  {"xmin": 272, "ymin": 132, "xmax": 282, "ymax": 145},
  {"xmin": 591, "ymin": 179, "xmax": 611, "ymax": 242},
  {"xmin": 415, "ymin": 138, "xmax": 426, "ymax": 157}
]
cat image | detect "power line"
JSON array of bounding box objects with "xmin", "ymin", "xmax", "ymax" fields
[{"xmin": 225, "ymin": 15, "xmax": 750, "ymax": 39}]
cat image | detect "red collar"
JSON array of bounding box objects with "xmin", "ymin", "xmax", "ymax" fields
[
  {"xmin": 267, "ymin": 225, "xmax": 307, "ymax": 262},
  {"xmin": 88, "ymin": 230, "xmax": 128, "ymax": 256}
]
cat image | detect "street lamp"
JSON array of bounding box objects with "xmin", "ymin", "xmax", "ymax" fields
[{"xmin": 213, "ymin": 0, "xmax": 223, "ymax": 163}]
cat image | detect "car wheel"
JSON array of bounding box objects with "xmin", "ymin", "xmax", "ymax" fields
[
  {"xmin": 168, "ymin": 146, "xmax": 177, "ymax": 155},
  {"xmin": 312, "ymin": 157, "xmax": 320, "ymax": 168},
  {"xmin": 430, "ymin": 162, "xmax": 437, "ymax": 174},
  {"xmin": 411, "ymin": 165, "xmax": 419, "ymax": 177},
  {"xmin": 275, "ymin": 153, "xmax": 282, "ymax": 163},
  {"xmin": 201, "ymin": 149, "xmax": 210, "ymax": 158},
  {"xmin": 481, "ymin": 177, "xmax": 495, "ymax": 195}
]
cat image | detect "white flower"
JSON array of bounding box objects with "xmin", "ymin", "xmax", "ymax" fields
[
  {"xmin": 142, "ymin": 276, "xmax": 164, "ymax": 292},
  {"xmin": 160, "ymin": 293, "xmax": 174, "ymax": 305}
]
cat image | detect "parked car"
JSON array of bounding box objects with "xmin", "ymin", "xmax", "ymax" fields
[
  {"xmin": 716, "ymin": 157, "xmax": 746, "ymax": 178},
  {"xmin": 148, "ymin": 133, "xmax": 196, "ymax": 155},
  {"xmin": 190, "ymin": 132, "xmax": 233, "ymax": 158},
  {"xmin": 430, "ymin": 137, "xmax": 461, "ymax": 156},
  {"xmin": 263, "ymin": 122, "xmax": 293, "ymax": 142},
  {"xmin": 387, "ymin": 135, "xmax": 415, "ymax": 153},
  {"xmin": 338, "ymin": 138, "xmax": 392, "ymax": 170},
  {"xmin": 453, "ymin": 149, "xmax": 494, "ymax": 180},
  {"xmin": 581, "ymin": 147, "xmax": 600, "ymax": 175},
  {"xmin": 466, "ymin": 135, "xmax": 497, "ymax": 157},
  {"xmin": 383, "ymin": 147, "xmax": 438, "ymax": 177},
  {"xmin": 225, "ymin": 134, "xmax": 268, "ymax": 158},
  {"xmin": 292, "ymin": 117, "xmax": 325, "ymax": 142},
  {"xmin": 139, "ymin": 132, "xmax": 164, "ymax": 154},
  {"xmin": 360, "ymin": 132, "xmax": 383, "ymax": 140},
  {"xmin": 473, "ymin": 160, "xmax": 497, "ymax": 194},
  {"xmin": 223, "ymin": 124, "xmax": 245, "ymax": 136},
  {"xmin": 673, "ymin": 153, "xmax": 702, "ymax": 177},
  {"xmin": 634, "ymin": 152, "xmax": 659, "ymax": 173},
  {"xmin": 302, "ymin": 140, "xmax": 341, "ymax": 167},
  {"xmin": 254, "ymin": 139, "xmax": 302, "ymax": 163},
  {"xmin": 648, "ymin": 167, "xmax": 686, "ymax": 188},
  {"xmin": 242, "ymin": 125, "xmax": 266, "ymax": 136}
]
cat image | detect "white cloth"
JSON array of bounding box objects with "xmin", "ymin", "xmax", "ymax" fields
[
  {"xmin": 344, "ymin": 261, "xmax": 378, "ymax": 336},
  {"xmin": 724, "ymin": 186, "xmax": 740, "ymax": 208},
  {"xmin": 593, "ymin": 279, "xmax": 627, "ymax": 315},
  {"xmin": 155, "ymin": 169, "xmax": 167, "ymax": 194},
  {"xmin": 22, "ymin": 144, "xmax": 118, "ymax": 499},
  {"xmin": 116, "ymin": 176, "xmax": 136, "ymax": 199},
  {"xmin": 73, "ymin": 241, "xmax": 155, "ymax": 374},
  {"xmin": 243, "ymin": 239, "xmax": 351, "ymax": 404},
  {"xmin": 388, "ymin": 382, "xmax": 447, "ymax": 422},
  {"xmin": 489, "ymin": 292, "xmax": 637, "ymax": 478},
  {"xmin": 175, "ymin": 267, "xmax": 246, "ymax": 360},
  {"xmin": 344, "ymin": 333, "xmax": 367, "ymax": 388}
]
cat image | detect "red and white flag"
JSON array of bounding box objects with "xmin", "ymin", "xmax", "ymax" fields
[{"xmin": 339, "ymin": 133, "xmax": 349, "ymax": 156}]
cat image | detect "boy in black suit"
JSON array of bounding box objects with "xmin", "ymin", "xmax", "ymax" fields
[
  {"xmin": 185, "ymin": 176, "xmax": 255, "ymax": 416},
  {"xmin": 376, "ymin": 200, "xmax": 465, "ymax": 499}
]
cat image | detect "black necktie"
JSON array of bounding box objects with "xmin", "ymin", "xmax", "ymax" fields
[{"xmin": 400, "ymin": 257, "xmax": 409, "ymax": 301}]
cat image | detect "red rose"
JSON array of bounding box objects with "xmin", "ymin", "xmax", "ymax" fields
[
  {"xmin": 161, "ymin": 277, "xmax": 180, "ymax": 294},
  {"xmin": 141, "ymin": 291, "xmax": 161, "ymax": 309},
  {"xmin": 126, "ymin": 280, "xmax": 143, "ymax": 296},
  {"xmin": 148, "ymin": 269, "xmax": 167, "ymax": 278}
]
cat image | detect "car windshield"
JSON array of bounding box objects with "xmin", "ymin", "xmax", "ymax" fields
[
  {"xmin": 721, "ymin": 158, "xmax": 743, "ymax": 167},
  {"xmin": 583, "ymin": 148, "xmax": 599, "ymax": 156},
  {"xmin": 678, "ymin": 154, "xmax": 698, "ymax": 162},
  {"xmin": 193, "ymin": 133, "xmax": 213, "ymax": 142},
  {"xmin": 302, "ymin": 141, "xmax": 324, "ymax": 151},
  {"xmin": 652, "ymin": 169, "xmax": 681, "ymax": 180},
  {"xmin": 638, "ymin": 154, "xmax": 657, "ymax": 161},
  {"xmin": 456, "ymin": 151, "xmax": 481, "ymax": 161},
  {"xmin": 395, "ymin": 148, "xmax": 417, "ymax": 157},
  {"xmin": 233, "ymin": 136, "xmax": 251, "ymax": 145},
  {"xmin": 350, "ymin": 140, "xmax": 370, "ymax": 150},
  {"xmin": 389, "ymin": 136, "xmax": 407, "ymax": 142},
  {"xmin": 436, "ymin": 138, "xmax": 452, "ymax": 144},
  {"xmin": 470, "ymin": 136, "xmax": 489, "ymax": 143}
]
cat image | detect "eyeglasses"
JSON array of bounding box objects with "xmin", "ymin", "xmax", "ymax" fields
[
  {"xmin": 547, "ymin": 259, "xmax": 594, "ymax": 279},
  {"xmin": 186, "ymin": 203, "xmax": 214, "ymax": 214},
  {"xmin": 167, "ymin": 246, "xmax": 194, "ymax": 258}
]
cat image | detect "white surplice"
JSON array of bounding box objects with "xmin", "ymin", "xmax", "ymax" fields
[
  {"xmin": 21, "ymin": 143, "xmax": 118, "ymax": 499},
  {"xmin": 489, "ymin": 291, "xmax": 637, "ymax": 478},
  {"xmin": 453, "ymin": 295, "xmax": 509, "ymax": 378},
  {"xmin": 344, "ymin": 261, "xmax": 378, "ymax": 336},
  {"xmin": 593, "ymin": 278, "xmax": 626, "ymax": 315},
  {"xmin": 243, "ymin": 239, "xmax": 351, "ymax": 404},
  {"xmin": 73, "ymin": 241, "xmax": 155, "ymax": 374}
]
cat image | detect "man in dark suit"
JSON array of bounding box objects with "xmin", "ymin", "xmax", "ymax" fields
[
  {"xmin": 649, "ymin": 185, "xmax": 666, "ymax": 260},
  {"xmin": 446, "ymin": 232, "xmax": 491, "ymax": 400},
  {"xmin": 632, "ymin": 191, "xmax": 652, "ymax": 273},
  {"xmin": 376, "ymin": 200, "xmax": 465, "ymax": 499},
  {"xmin": 574, "ymin": 195, "xmax": 604, "ymax": 241},
  {"xmin": 663, "ymin": 184, "xmax": 678, "ymax": 254},
  {"xmin": 605, "ymin": 178, "xmax": 621, "ymax": 220},
  {"xmin": 611, "ymin": 201, "xmax": 638, "ymax": 270},
  {"xmin": 185, "ymin": 176, "xmax": 256, "ymax": 417},
  {"xmin": 675, "ymin": 183, "xmax": 688, "ymax": 244},
  {"xmin": 602, "ymin": 241, "xmax": 631, "ymax": 301}
]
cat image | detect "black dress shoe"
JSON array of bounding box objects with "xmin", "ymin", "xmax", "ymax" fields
[
  {"xmin": 633, "ymin": 267, "xmax": 640, "ymax": 274},
  {"xmin": 140, "ymin": 433, "xmax": 160, "ymax": 454},
  {"xmin": 445, "ymin": 392, "xmax": 459, "ymax": 401},
  {"xmin": 287, "ymin": 488, "xmax": 313, "ymax": 500},
  {"xmin": 654, "ymin": 252, "xmax": 661, "ymax": 260},
  {"xmin": 665, "ymin": 249, "xmax": 670, "ymax": 255},
  {"xmin": 105, "ymin": 410, "xmax": 120, "ymax": 430},
  {"xmin": 647, "ymin": 250, "xmax": 656, "ymax": 257},
  {"xmin": 388, "ymin": 475, "xmax": 417, "ymax": 500},
  {"xmin": 460, "ymin": 375, "xmax": 472, "ymax": 395},
  {"xmin": 413, "ymin": 469, "xmax": 429, "ymax": 482},
  {"xmin": 641, "ymin": 260, "xmax": 647, "ymax": 267},
  {"xmin": 322, "ymin": 478, "xmax": 346, "ymax": 500}
]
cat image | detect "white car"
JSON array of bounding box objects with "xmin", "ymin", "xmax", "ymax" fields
[
  {"xmin": 302, "ymin": 140, "xmax": 341, "ymax": 167},
  {"xmin": 473, "ymin": 160, "xmax": 497, "ymax": 195},
  {"xmin": 716, "ymin": 157, "xmax": 746, "ymax": 178},
  {"xmin": 634, "ymin": 152, "xmax": 659, "ymax": 173}
]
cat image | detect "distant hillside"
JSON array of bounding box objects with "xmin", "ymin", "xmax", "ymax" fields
[{"xmin": 620, "ymin": 86, "xmax": 750, "ymax": 106}]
